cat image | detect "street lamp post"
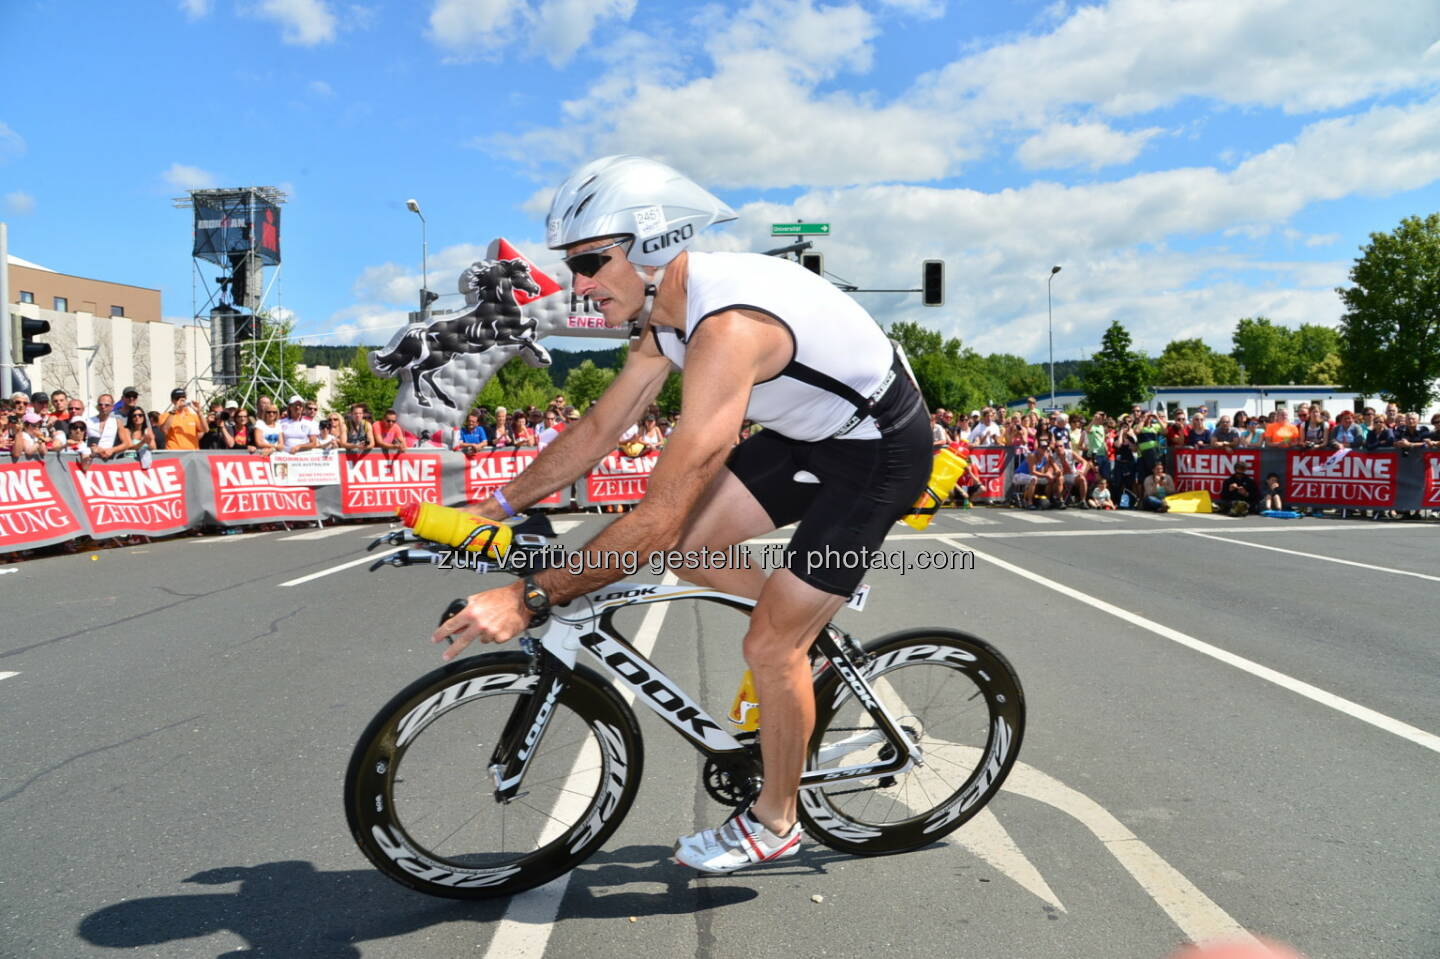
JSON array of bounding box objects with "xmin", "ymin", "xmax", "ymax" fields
[
  {"xmin": 406, "ymin": 198, "xmax": 430, "ymax": 321},
  {"xmin": 1047, "ymin": 265, "xmax": 1062, "ymax": 409}
]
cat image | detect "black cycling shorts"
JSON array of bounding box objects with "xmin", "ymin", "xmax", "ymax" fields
[{"xmin": 725, "ymin": 407, "xmax": 932, "ymax": 597}]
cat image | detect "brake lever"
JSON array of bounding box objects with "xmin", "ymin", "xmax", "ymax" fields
[
  {"xmin": 366, "ymin": 528, "xmax": 419, "ymax": 552},
  {"xmin": 368, "ymin": 548, "xmax": 442, "ymax": 571}
]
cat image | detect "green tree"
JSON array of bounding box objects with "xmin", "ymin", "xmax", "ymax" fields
[
  {"xmin": 333, "ymin": 346, "xmax": 398, "ymax": 414},
  {"xmin": 1154, "ymin": 338, "xmax": 1242, "ymax": 386},
  {"xmin": 981, "ymin": 353, "xmax": 1050, "ymax": 404},
  {"xmin": 1338, "ymin": 213, "xmax": 1440, "ymax": 411},
  {"xmin": 475, "ymin": 356, "xmax": 555, "ymax": 411},
  {"xmin": 1289, "ymin": 323, "xmax": 1341, "ymax": 383},
  {"xmin": 1081, "ymin": 321, "xmax": 1152, "ymax": 413},
  {"xmin": 563, "ymin": 359, "xmax": 616, "ymax": 411},
  {"xmin": 1230, "ymin": 316, "xmax": 1294, "ymax": 384},
  {"xmin": 223, "ymin": 315, "xmax": 317, "ymax": 407}
]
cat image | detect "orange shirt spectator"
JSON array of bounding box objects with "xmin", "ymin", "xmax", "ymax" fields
[
  {"xmin": 1263, "ymin": 413, "xmax": 1300, "ymax": 448},
  {"xmin": 158, "ymin": 388, "xmax": 205, "ymax": 450}
]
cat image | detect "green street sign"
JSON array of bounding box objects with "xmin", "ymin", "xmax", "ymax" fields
[{"xmin": 771, "ymin": 222, "xmax": 831, "ymax": 236}]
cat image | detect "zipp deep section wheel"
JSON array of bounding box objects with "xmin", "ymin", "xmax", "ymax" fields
[
  {"xmin": 799, "ymin": 629, "xmax": 1024, "ymax": 856},
  {"xmin": 346, "ymin": 653, "xmax": 644, "ymax": 899}
]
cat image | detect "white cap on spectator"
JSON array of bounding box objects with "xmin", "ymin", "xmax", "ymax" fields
[
  {"xmin": 224, "ymin": 400, "xmax": 239, "ymax": 409},
  {"xmin": 287, "ymin": 394, "xmax": 304, "ymax": 405}
]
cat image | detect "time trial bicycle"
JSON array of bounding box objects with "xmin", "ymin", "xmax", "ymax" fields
[{"xmin": 344, "ymin": 515, "xmax": 1025, "ymax": 899}]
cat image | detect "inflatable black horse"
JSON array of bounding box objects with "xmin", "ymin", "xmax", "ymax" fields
[{"xmin": 370, "ymin": 257, "xmax": 549, "ymax": 409}]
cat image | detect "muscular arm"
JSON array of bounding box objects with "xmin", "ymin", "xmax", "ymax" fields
[
  {"xmin": 531, "ymin": 313, "xmax": 758, "ymax": 604},
  {"xmin": 471, "ymin": 332, "xmax": 673, "ymax": 515}
]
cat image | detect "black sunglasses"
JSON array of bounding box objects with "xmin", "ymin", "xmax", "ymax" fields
[{"xmin": 563, "ymin": 238, "xmax": 631, "ymax": 278}]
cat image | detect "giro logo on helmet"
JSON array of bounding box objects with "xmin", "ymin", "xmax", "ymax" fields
[{"xmin": 640, "ymin": 224, "xmax": 694, "ymax": 255}]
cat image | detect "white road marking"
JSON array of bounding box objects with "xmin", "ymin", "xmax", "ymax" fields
[
  {"xmin": 944, "ymin": 536, "xmax": 1440, "ymax": 755},
  {"xmin": 0, "ymin": 671, "xmax": 18, "ymax": 681},
  {"xmin": 0, "ymin": 567, "xmax": 16, "ymax": 575},
  {"xmin": 948, "ymin": 513, "xmax": 1000, "ymax": 526},
  {"xmin": 1000, "ymin": 760, "xmax": 1254, "ymax": 945},
  {"xmin": 1066, "ymin": 511, "xmax": 1121, "ymax": 523},
  {"xmin": 1121, "ymin": 510, "xmax": 1178, "ymax": 521},
  {"xmin": 1182, "ymin": 530, "xmax": 1440, "ymax": 583},
  {"xmin": 278, "ymin": 526, "xmax": 352, "ymax": 541},
  {"xmin": 277, "ymin": 547, "xmax": 403, "ymax": 587},
  {"xmin": 1009, "ymin": 512, "xmax": 1063, "ymax": 524},
  {"xmin": 955, "ymin": 806, "xmax": 1067, "ymax": 913},
  {"xmin": 550, "ymin": 520, "xmax": 583, "ymax": 533},
  {"xmin": 483, "ymin": 573, "xmax": 679, "ymax": 959}
]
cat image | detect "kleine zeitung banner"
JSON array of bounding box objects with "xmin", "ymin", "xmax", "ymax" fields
[
  {"xmin": 0, "ymin": 462, "xmax": 83, "ymax": 548},
  {"xmin": 70, "ymin": 460, "xmax": 190, "ymax": 535}
]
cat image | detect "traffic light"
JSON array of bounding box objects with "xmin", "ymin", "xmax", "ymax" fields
[
  {"xmin": 801, "ymin": 252, "xmax": 824, "ymax": 276},
  {"xmin": 14, "ymin": 315, "xmax": 52, "ymax": 363},
  {"xmin": 922, "ymin": 260, "xmax": 944, "ymax": 307}
]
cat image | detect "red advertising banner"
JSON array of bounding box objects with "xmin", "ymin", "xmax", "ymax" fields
[
  {"xmin": 1174, "ymin": 448, "xmax": 1263, "ymax": 494},
  {"xmin": 0, "ymin": 462, "xmax": 83, "ymax": 548},
  {"xmin": 339, "ymin": 453, "xmax": 443, "ymax": 515},
  {"xmin": 1285, "ymin": 450, "xmax": 1397, "ymax": 507},
  {"xmin": 209, "ymin": 456, "xmax": 318, "ymax": 522},
  {"xmin": 1423, "ymin": 453, "xmax": 1440, "ymax": 509},
  {"xmin": 585, "ymin": 451, "xmax": 659, "ymax": 504},
  {"xmin": 463, "ymin": 449, "xmax": 564, "ymax": 507},
  {"xmin": 967, "ymin": 447, "xmax": 1009, "ymax": 500},
  {"xmin": 70, "ymin": 460, "xmax": 190, "ymax": 534}
]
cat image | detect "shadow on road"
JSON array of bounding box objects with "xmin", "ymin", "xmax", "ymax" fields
[{"xmin": 77, "ymin": 844, "xmax": 764, "ymax": 957}]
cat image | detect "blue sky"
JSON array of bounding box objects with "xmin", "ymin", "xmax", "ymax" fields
[{"xmin": 4, "ymin": 0, "xmax": 1439, "ymax": 363}]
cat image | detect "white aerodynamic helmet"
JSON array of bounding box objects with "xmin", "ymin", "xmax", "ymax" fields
[{"xmin": 546, "ymin": 155, "xmax": 737, "ymax": 268}]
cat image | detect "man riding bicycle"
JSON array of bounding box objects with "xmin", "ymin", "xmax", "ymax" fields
[{"xmin": 433, "ymin": 155, "xmax": 932, "ymax": 873}]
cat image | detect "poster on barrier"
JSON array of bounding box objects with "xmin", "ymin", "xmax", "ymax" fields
[
  {"xmin": 70, "ymin": 459, "xmax": 191, "ymax": 536},
  {"xmin": 268, "ymin": 451, "xmax": 342, "ymax": 486},
  {"xmin": 1174, "ymin": 448, "xmax": 1263, "ymax": 494},
  {"xmin": 209, "ymin": 456, "xmax": 319, "ymax": 523},
  {"xmin": 464, "ymin": 449, "xmax": 564, "ymax": 507},
  {"xmin": 967, "ymin": 446, "xmax": 1010, "ymax": 500},
  {"xmin": 0, "ymin": 462, "xmax": 84, "ymax": 549},
  {"xmin": 1285, "ymin": 450, "xmax": 1397, "ymax": 507},
  {"xmin": 585, "ymin": 450, "xmax": 658, "ymax": 504},
  {"xmin": 339, "ymin": 453, "xmax": 444, "ymax": 515},
  {"xmin": 1423, "ymin": 452, "xmax": 1440, "ymax": 508}
]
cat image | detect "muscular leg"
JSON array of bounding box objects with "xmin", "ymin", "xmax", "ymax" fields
[
  {"xmin": 743, "ymin": 568, "xmax": 846, "ymax": 835},
  {"xmin": 670, "ymin": 468, "xmax": 776, "ymax": 600}
]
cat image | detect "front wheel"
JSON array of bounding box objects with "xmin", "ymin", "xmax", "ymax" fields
[
  {"xmin": 345, "ymin": 653, "xmax": 644, "ymax": 899},
  {"xmin": 799, "ymin": 629, "xmax": 1024, "ymax": 856}
]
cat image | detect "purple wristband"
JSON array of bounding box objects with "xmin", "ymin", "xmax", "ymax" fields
[{"xmin": 493, "ymin": 488, "xmax": 517, "ymax": 518}]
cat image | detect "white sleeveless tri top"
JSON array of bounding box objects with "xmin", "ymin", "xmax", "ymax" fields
[{"xmin": 652, "ymin": 252, "xmax": 898, "ymax": 442}]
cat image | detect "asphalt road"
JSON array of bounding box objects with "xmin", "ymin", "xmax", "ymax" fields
[{"xmin": 1, "ymin": 507, "xmax": 1436, "ymax": 959}]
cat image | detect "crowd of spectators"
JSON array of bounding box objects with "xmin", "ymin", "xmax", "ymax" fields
[
  {"xmin": 1, "ymin": 386, "xmax": 691, "ymax": 465},
  {"xmin": 927, "ymin": 397, "xmax": 1440, "ymax": 516}
]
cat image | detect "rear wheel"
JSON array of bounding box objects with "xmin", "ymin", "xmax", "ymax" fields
[
  {"xmin": 799, "ymin": 629, "xmax": 1024, "ymax": 856},
  {"xmin": 346, "ymin": 653, "xmax": 644, "ymax": 899}
]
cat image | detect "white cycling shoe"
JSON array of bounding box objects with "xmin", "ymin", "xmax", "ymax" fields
[{"xmin": 673, "ymin": 809, "xmax": 803, "ymax": 874}]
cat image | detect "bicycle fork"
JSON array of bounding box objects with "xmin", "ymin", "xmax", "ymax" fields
[{"xmin": 487, "ymin": 637, "xmax": 566, "ymax": 803}]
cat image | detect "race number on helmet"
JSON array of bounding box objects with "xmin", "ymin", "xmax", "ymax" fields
[{"xmin": 546, "ymin": 156, "xmax": 737, "ymax": 267}]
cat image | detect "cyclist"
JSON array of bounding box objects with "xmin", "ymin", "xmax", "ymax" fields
[{"xmin": 432, "ymin": 155, "xmax": 931, "ymax": 873}]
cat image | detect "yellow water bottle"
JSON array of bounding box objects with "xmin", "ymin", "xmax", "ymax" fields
[
  {"xmin": 727, "ymin": 669, "xmax": 760, "ymax": 732},
  {"xmin": 903, "ymin": 447, "xmax": 967, "ymax": 530},
  {"xmin": 397, "ymin": 501, "xmax": 513, "ymax": 560}
]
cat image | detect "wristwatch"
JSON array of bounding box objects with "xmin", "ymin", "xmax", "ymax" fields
[{"xmin": 521, "ymin": 575, "xmax": 552, "ymax": 627}]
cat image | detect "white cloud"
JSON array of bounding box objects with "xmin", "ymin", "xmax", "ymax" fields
[
  {"xmin": 876, "ymin": 0, "xmax": 945, "ymax": 18},
  {"xmin": 250, "ymin": 0, "xmax": 338, "ymax": 46},
  {"xmin": 427, "ymin": 0, "xmax": 636, "ymax": 64},
  {"xmin": 919, "ymin": 0, "xmax": 1440, "ymax": 121},
  {"xmin": 0, "ymin": 122, "xmax": 25, "ymax": 163},
  {"xmin": 308, "ymin": 79, "xmax": 335, "ymax": 98},
  {"xmin": 4, "ymin": 191, "xmax": 36, "ymax": 216},
  {"xmin": 1016, "ymin": 121, "xmax": 1162, "ymax": 170},
  {"xmin": 163, "ymin": 162, "xmax": 219, "ymax": 190},
  {"xmin": 178, "ymin": 0, "xmax": 210, "ymax": 19}
]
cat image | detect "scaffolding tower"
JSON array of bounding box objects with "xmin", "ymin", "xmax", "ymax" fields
[{"xmin": 173, "ymin": 186, "xmax": 293, "ymax": 408}]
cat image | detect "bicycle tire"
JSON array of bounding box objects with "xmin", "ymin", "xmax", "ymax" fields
[
  {"xmin": 345, "ymin": 652, "xmax": 644, "ymax": 899},
  {"xmin": 799, "ymin": 628, "xmax": 1024, "ymax": 856}
]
